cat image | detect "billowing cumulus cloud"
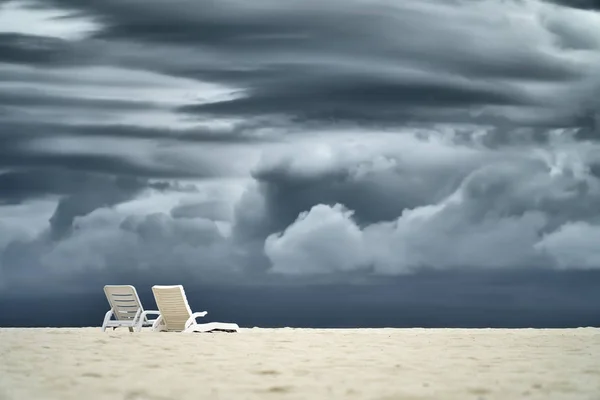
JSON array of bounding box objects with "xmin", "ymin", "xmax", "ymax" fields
[
  {"xmin": 265, "ymin": 204, "xmax": 370, "ymax": 275},
  {"xmin": 256, "ymin": 132, "xmax": 600, "ymax": 274},
  {"xmin": 1, "ymin": 0, "xmax": 600, "ymax": 327}
]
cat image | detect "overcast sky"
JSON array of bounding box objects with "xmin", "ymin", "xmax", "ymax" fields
[{"xmin": 1, "ymin": 0, "xmax": 600, "ymax": 327}]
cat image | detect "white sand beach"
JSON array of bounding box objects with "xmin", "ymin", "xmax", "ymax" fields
[{"xmin": 0, "ymin": 328, "xmax": 599, "ymax": 400}]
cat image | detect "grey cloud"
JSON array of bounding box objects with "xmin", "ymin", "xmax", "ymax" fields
[
  {"xmin": 0, "ymin": 42, "xmax": 271, "ymax": 188},
  {"xmin": 0, "ymin": 166, "xmax": 187, "ymax": 236},
  {"xmin": 241, "ymin": 136, "xmax": 600, "ymax": 274},
  {"xmin": 238, "ymin": 157, "xmax": 463, "ymax": 235},
  {"xmin": 4, "ymin": 129, "xmax": 599, "ymax": 283},
  {"xmin": 29, "ymin": 0, "xmax": 598, "ymax": 130},
  {"xmin": 232, "ymin": 136, "xmax": 498, "ymax": 243},
  {"xmin": 0, "ymin": 120, "xmax": 246, "ymax": 182},
  {"xmin": 0, "ymin": 204, "xmax": 238, "ymax": 287},
  {"xmin": 545, "ymin": 19, "xmax": 600, "ymax": 51},
  {"xmin": 568, "ymin": 111, "xmax": 600, "ymax": 140},
  {"xmin": 0, "ymin": 33, "xmax": 96, "ymax": 66},
  {"xmin": 2, "ymin": 126, "xmax": 600, "ymax": 330},
  {"xmin": 0, "ymin": 147, "xmax": 209, "ymax": 179},
  {"xmin": 1, "ymin": 120, "xmax": 278, "ymax": 144},
  {"xmin": 179, "ymin": 75, "xmax": 531, "ymax": 124},
  {"xmin": 0, "ymin": 168, "xmax": 129, "ymax": 205},
  {"xmin": 170, "ymin": 200, "xmax": 233, "ymax": 221},
  {"xmin": 550, "ymin": 0, "xmax": 600, "ymax": 9},
  {"xmin": 0, "ymin": 87, "xmax": 157, "ymax": 111},
  {"xmin": 48, "ymin": 175, "xmax": 157, "ymax": 239},
  {"xmin": 70, "ymin": 122, "xmax": 281, "ymax": 144}
]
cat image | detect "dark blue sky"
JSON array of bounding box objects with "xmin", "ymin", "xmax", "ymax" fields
[{"xmin": 2, "ymin": 269, "xmax": 599, "ymax": 328}]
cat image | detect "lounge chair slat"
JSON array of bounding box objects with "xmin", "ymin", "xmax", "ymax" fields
[
  {"xmin": 151, "ymin": 285, "xmax": 239, "ymax": 333},
  {"xmin": 101, "ymin": 285, "xmax": 160, "ymax": 332}
]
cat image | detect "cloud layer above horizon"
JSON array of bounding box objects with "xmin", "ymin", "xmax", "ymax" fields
[{"xmin": 1, "ymin": 0, "xmax": 600, "ymax": 291}]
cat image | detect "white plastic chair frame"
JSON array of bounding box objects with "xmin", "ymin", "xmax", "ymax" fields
[
  {"xmin": 101, "ymin": 285, "xmax": 160, "ymax": 332},
  {"xmin": 151, "ymin": 285, "xmax": 239, "ymax": 333}
]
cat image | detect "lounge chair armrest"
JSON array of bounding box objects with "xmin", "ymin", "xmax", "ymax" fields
[
  {"xmin": 101, "ymin": 309, "xmax": 114, "ymax": 332},
  {"xmin": 152, "ymin": 315, "xmax": 164, "ymax": 331},
  {"xmin": 141, "ymin": 310, "xmax": 160, "ymax": 318},
  {"xmin": 134, "ymin": 310, "xmax": 161, "ymax": 332},
  {"xmin": 185, "ymin": 311, "xmax": 208, "ymax": 329}
]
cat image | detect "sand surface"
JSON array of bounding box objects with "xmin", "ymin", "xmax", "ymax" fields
[{"xmin": 0, "ymin": 328, "xmax": 599, "ymax": 400}]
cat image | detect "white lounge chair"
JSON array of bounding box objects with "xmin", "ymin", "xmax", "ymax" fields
[
  {"xmin": 101, "ymin": 285, "xmax": 160, "ymax": 332},
  {"xmin": 151, "ymin": 285, "xmax": 239, "ymax": 333}
]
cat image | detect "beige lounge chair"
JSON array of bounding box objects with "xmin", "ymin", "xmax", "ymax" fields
[
  {"xmin": 151, "ymin": 285, "xmax": 239, "ymax": 333},
  {"xmin": 101, "ymin": 285, "xmax": 160, "ymax": 332}
]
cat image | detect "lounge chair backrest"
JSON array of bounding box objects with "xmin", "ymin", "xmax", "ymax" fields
[
  {"xmin": 103, "ymin": 285, "xmax": 143, "ymax": 321},
  {"xmin": 151, "ymin": 285, "xmax": 193, "ymax": 331}
]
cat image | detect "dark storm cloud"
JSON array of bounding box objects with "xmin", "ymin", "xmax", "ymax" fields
[
  {"xmin": 33, "ymin": 0, "xmax": 599, "ymax": 129},
  {"xmin": 0, "ymin": 119, "xmax": 277, "ymax": 144},
  {"xmin": 0, "ymin": 86, "xmax": 157, "ymax": 111},
  {"xmin": 68, "ymin": 121, "xmax": 280, "ymax": 144},
  {"xmin": 0, "ymin": 168, "xmax": 118, "ymax": 205},
  {"xmin": 0, "ymin": 167, "xmax": 187, "ymax": 238},
  {"xmin": 231, "ymin": 134, "xmax": 600, "ymax": 274},
  {"xmin": 179, "ymin": 77, "xmax": 531, "ymax": 123},
  {"xmin": 48, "ymin": 175, "xmax": 188, "ymax": 239},
  {"xmin": 0, "ymin": 144, "xmax": 210, "ymax": 179},
  {"xmin": 232, "ymin": 150, "xmax": 473, "ymax": 241},
  {"xmin": 0, "ymin": 119, "xmax": 250, "ymax": 182},
  {"xmin": 170, "ymin": 200, "xmax": 232, "ymax": 221},
  {"xmin": 0, "ymin": 33, "xmax": 96, "ymax": 66},
  {"xmin": 550, "ymin": 0, "xmax": 600, "ymax": 9}
]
